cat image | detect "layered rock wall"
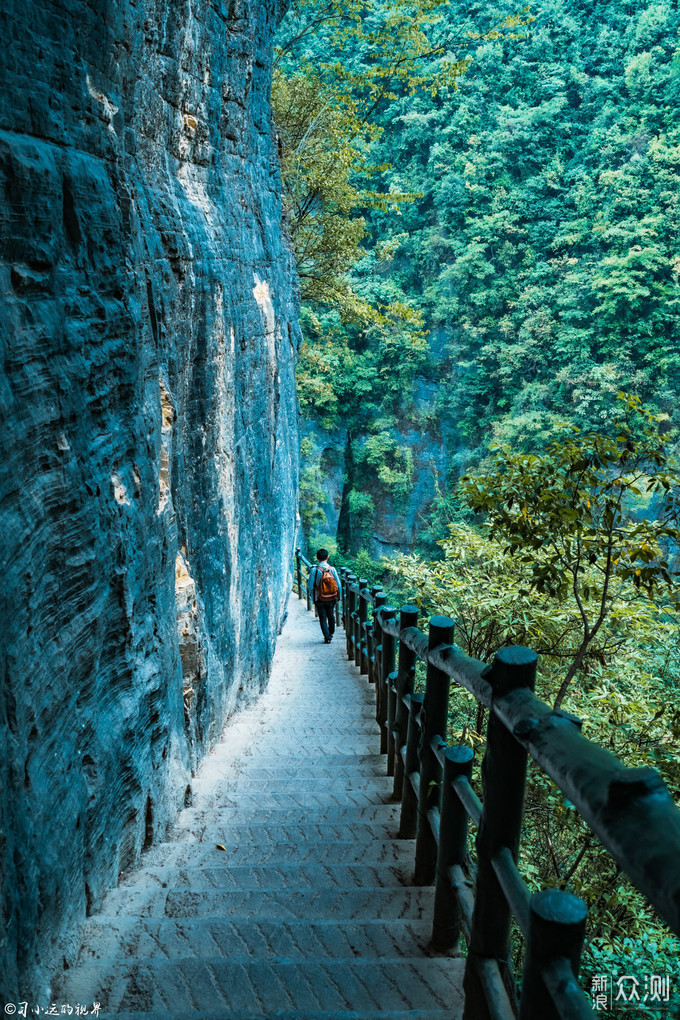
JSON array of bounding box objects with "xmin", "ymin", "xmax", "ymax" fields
[{"xmin": 0, "ymin": 0, "xmax": 298, "ymax": 1000}]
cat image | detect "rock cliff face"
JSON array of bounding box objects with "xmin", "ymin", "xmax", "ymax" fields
[
  {"xmin": 303, "ymin": 396, "xmax": 451, "ymax": 560},
  {"xmin": 0, "ymin": 0, "xmax": 298, "ymax": 1000}
]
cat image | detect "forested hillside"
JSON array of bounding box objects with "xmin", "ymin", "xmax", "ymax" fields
[
  {"xmin": 275, "ymin": 3, "xmax": 680, "ymax": 1007},
  {"xmin": 278, "ymin": 0, "xmax": 680, "ymax": 556}
]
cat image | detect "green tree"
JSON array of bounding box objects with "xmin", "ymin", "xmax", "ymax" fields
[
  {"xmin": 274, "ymin": 0, "xmax": 528, "ymax": 320},
  {"xmin": 286, "ymin": 0, "xmax": 680, "ymax": 561},
  {"xmin": 460, "ymin": 393, "xmax": 680, "ymax": 706},
  {"xmin": 384, "ymin": 405, "xmax": 680, "ymax": 987},
  {"xmin": 358, "ymin": 0, "xmax": 680, "ymax": 454}
]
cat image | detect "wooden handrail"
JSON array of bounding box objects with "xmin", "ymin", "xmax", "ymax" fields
[{"xmin": 374, "ymin": 597, "xmax": 680, "ymax": 936}]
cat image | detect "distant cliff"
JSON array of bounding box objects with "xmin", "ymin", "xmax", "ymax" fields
[{"xmin": 0, "ymin": 0, "xmax": 298, "ymax": 1000}]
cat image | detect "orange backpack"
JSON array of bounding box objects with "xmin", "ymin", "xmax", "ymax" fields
[{"xmin": 316, "ymin": 565, "xmax": 339, "ymax": 602}]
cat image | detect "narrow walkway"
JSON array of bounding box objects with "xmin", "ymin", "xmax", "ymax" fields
[{"xmin": 56, "ymin": 597, "xmax": 464, "ymax": 1018}]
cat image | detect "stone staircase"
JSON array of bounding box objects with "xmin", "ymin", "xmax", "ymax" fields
[{"xmin": 54, "ymin": 597, "xmax": 464, "ymax": 1018}]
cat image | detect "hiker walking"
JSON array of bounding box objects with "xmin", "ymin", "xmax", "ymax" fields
[{"xmin": 307, "ymin": 548, "xmax": 340, "ymax": 643}]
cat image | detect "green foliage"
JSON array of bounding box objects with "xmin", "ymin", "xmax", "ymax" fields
[
  {"xmin": 335, "ymin": 547, "xmax": 380, "ymax": 586},
  {"xmin": 384, "ymin": 514, "xmax": 680, "ymax": 979},
  {"xmin": 460, "ymin": 393, "xmax": 680, "ymax": 705},
  {"xmin": 287, "ymin": 0, "xmax": 680, "ymax": 556},
  {"xmin": 295, "ymin": 310, "xmax": 365, "ymax": 428},
  {"xmin": 584, "ymin": 935, "xmax": 680, "ymax": 1017},
  {"xmin": 347, "ymin": 489, "xmax": 375, "ymax": 518},
  {"xmin": 385, "ymin": 398, "xmax": 680, "ymax": 959},
  {"xmin": 277, "ymin": 0, "xmax": 484, "ymax": 119},
  {"xmin": 357, "ymin": 0, "xmax": 680, "ymax": 450},
  {"xmin": 360, "ymin": 429, "xmax": 414, "ymax": 494},
  {"xmin": 333, "ymin": 547, "xmax": 411, "ymax": 606},
  {"xmin": 383, "ymin": 399, "xmax": 680, "ymax": 973},
  {"xmin": 299, "ymin": 435, "xmax": 328, "ymax": 536},
  {"xmin": 414, "ymin": 468, "xmax": 477, "ymax": 558},
  {"xmin": 277, "ymin": 1, "xmax": 533, "ymax": 552},
  {"xmin": 310, "ymin": 532, "xmax": 339, "ymax": 557},
  {"xmin": 284, "ymin": 0, "xmax": 680, "ymax": 993},
  {"xmin": 274, "ymin": 69, "xmax": 366, "ymax": 309},
  {"xmin": 274, "ymin": 0, "xmax": 474, "ymax": 325},
  {"xmin": 342, "ymin": 488, "xmax": 374, "ymax": 548},
  {"xmin": 295, "ymin": 306, "xmax": 429, "ymax": 431},
  {"xmin": 273, "ymin": 66, "xmax": 417, "ymax": 320}
]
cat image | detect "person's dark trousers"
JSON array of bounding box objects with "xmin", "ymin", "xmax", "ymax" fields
[{"xmin": 315, "ymin": 601, "xmax": 336, "ymax": 642}]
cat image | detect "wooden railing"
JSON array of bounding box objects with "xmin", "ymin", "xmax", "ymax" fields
[
  {"xmin": 292, "ymin": 551, "xmax": 680, "ymax": 1019},
  {"xmin": 292, "ymin": 547, "xmax": 313, "ymax": 610}
]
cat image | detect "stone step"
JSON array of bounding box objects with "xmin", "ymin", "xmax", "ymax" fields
[
  {"xmin": 168, "ymin": 819, "xmax": 402, "ymax": 845},
  {"xmin": 209, "ymin": 741, "xmax": 381, "ymax": 757},
  {"xmin": 233, "ymin": 732, "xmax": 378, "ymax": 747},
  {"xmin": 74, "ymin": 917, "xmax": 437, "ymax": 964},
  {"xmin": 219, "ymin": 714, "xmax": 377, "ymax": 727},
  {"xmin": 137, "ymin": 838, "xmax": 415, "ymax": 870},
  {"xmin": 218, "ymin": 692, "xmax": 374, "ymax": 705},
  {"xmin": 193, "ymin": 776, "xmax": 395, "ymax": 800},
  {"xmin": 209, "ymin": 722, "xmax": 378, "ymax": 744},
  {"xmin": 51, "ymin": 601, "xmax": 465, "ymax": 1017},
  {"xmin": 234, "ymin": 727, "xmax": 379, "ymax": 743},
  {"xmin": 58, "ymin": 956, "xmax": 465, "ymax": 1016},
  {"xmin": 96, "ymin": 885, "xmax": 435, "ymax": 920},
  {"xmin": 171, "ymin": 797, "xmax": 397, "ymax": 833},
  {"xmin": 172, "ymin": 800, "xmax": 398, "ymax": 824},
  {"xmin": 195, "ymin": 765, "xmax": 390, "ymax": 783},
  {"xmin": 225, "ymin": 700, "xmax": 375, "ymax": 712},
  {"xmin": 184, "ymin": 788, "xmax": 394, "ymax": 813},
  {"xmin": 219, "ymin": 746, "xmax": 381, "ymax": 759},
  {"xmin": 206, "ymin": 752, "xmax": 387, "ymax": 767},
  {"xmin": 191, "ymin": 764, "xmax": 392, "ymax": 791},
  {"xmin": 234, "ymin": 707, "xmax": 377, "ymax": 718},
  {"xmin": 115, "ymin": 862, "xmax": 414, "ymax": 894},
  {"xmin": 169, "ymin": 811, "xmax": 398, "ymax": 840}
]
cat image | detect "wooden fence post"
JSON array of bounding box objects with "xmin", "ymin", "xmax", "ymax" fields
[
  {"xmin": 339, "ymin": 568, "xmax": 347, "ymax": 631},
  {"xmin": 367, "ymin": 586, "xmax": 381, "ymax": 683},
  {"xmin": 343, "ymin": 572, "xmax": 350, "ymax": 653},
  {"xmin": 463, "ymin": 645, "xmax": 537, "ymax": 1020},
  {"xmin": 355, "ymin": 578, "xmax": 368, "ymax": 669},
  {"xmin": 393, "ymin": 604, "xmax": 419, "ymax": 796},
  {"xmin": 432, "ymin": 745, "xmax": 474, "ymax": 951},
  {"xmin": 520, "ymin": 889, "xmax": 587, "ymax": 1020},
  {"xmin": 345, "ymin": 574, "xmax": 356, "ymax": 659},
  {"xmin": 359, "ymin": 585, "xmax": 369, "ymax": 675},
  {"xmin": 399, "ymin": 691, "xmax": 424, "ymax": 839},
  {"xmin": 295, "ymin": 548, "xmax": 303, "ymax": 600},
  {"xmin": 375, "ymin": 595, "xmax": 385, "ymax": 705},
  {"xmin": 414, "ymin": 615, "xmax": 454, "ymax": 885},
  {"xmin": 378, "ymin": 606, "xmax": 396, "ymax": 756},
  {"xmin": 335, "ymin": 569, "xmax": 343, "ymax": 628}
]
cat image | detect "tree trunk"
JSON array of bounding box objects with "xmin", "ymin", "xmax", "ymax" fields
[{"xmin": 553, "ymin": 640, "xmax": 590, "ymax": 709}]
